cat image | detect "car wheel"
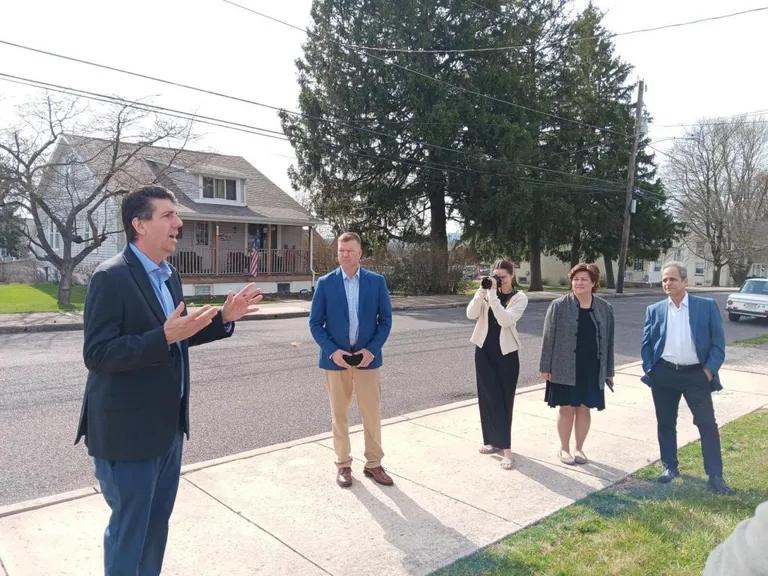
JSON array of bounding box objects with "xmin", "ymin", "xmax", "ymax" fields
[{"xmin": 728, "ymin": 313, "xmax": 740, "ymax": 322}]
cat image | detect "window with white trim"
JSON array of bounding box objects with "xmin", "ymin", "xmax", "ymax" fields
[
  {"xmin": 202, "ymin": 176, "xmax": 238, "ymax": 201},
  {"xmin": 195, "ymin": 222, "xmax": 209, "ymax": 246},
  {"xmin": 695, "ymin": 262, "xmax": 705, "ymax": 276},
  {"xmin": 49, "ymin": 220, "xmax": 61, "ymax": 250}
]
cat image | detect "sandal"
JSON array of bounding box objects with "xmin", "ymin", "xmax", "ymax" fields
[
  {"xmin": 574, "ymin": 450, "xmax": 588, "ymax": 464},
  {"xmin": 500, "ymin": 456, "xmax": 513, "ymax": 470},
  {"xmin": 479, "ymin": 445, "xmax": 501, "ymax": 455},
  {"xmin": 558, "ymin": 449, "xmax": 576, "ymax": 465}
]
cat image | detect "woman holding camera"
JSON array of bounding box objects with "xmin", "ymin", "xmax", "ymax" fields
[
  {"xmin": 539, "ymin": 263, "xmax": 615, "ymax": 465},
  {"xmin": 466, "ymin": 260, "xmax": 528, "ymax": 470}
]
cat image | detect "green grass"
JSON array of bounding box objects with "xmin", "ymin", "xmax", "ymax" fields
[
  {"xmin": 732, "ymin": 333, "xmax": 768, "ymax": 347},
  {"xmin": 0, "ymin": 283, "xmax": 86, "ymax": 313},
  {"xmin": 433, "ymin": 409, "xmax": 768, "ymax": 576}
]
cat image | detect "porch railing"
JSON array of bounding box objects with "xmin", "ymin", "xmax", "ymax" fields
[{"xmin": 169, "ymin": 248, "xmax": 310, "ymax": 276}]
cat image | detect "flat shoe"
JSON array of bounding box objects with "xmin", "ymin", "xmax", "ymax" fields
[
  {"xmin": 500, "ymin": 456, "xmax": 513, "ymax": 470},
  {"xmin": 479, "ymin": 445, "xmax": 501, "ymax": 455},
  {"xmin": 558, "ymin": 449, "xmax": 576, "ymax": 465},
  {"xmin": 574, "ymin": 450, "xmax": 588, "ymax": 464}
]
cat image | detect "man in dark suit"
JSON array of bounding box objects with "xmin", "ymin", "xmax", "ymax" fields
[
  {"xmin": 641, "ymin": 261, "xmax": 731, "ymax": 493},
  {"xmin": 75, "ymin": 185, "xmax": 262, "ymax": 575},
  {"xmin": 309, "ymin": 231, "xmax": 393, "ymax": 488}
]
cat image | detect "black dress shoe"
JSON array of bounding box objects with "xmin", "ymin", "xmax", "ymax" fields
[
  {"xmin": 708, "ymin": 475, "xmax": 733, "ymax": 494},
  {"xmin": 657, "ymin": 467, "xmax": 680, "ymax": 484}
]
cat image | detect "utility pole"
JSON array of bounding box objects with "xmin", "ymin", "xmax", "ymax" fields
[{"xmin": 615, "ymin": 79, "xmax": 644, "ymax": 294}]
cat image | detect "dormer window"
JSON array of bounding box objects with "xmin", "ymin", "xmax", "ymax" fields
[{"xmin": 202, "ymin": 177, "xmax": 237, "ymax": 201}]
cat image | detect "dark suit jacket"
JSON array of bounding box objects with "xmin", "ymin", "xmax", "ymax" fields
[
  {"xmin": 641, "ymin": 294, "xmax": 726, "ymax": 391},
  {"xmin": 75, "ymin": 247, "xmax": 232, "ymax": 461},
  {"xmin": 309, "ymin": 267, "xmax": 392, "ymax": 370}
]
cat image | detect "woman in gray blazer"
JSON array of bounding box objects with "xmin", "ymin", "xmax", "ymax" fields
[{"xmin": 539, "ymin": 263, "xmax": 615, "ymax": 465}]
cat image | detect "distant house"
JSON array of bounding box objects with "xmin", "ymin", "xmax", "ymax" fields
[
  {"xmin": 516, "ymin": 236, "xmax": 737, "ymax": 288},
  {"xmin": 37, "ymin": 135, "xmax": 321, "ymax": 296}
]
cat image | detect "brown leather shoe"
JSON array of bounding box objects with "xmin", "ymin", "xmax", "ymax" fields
[
  {"xmin": 336, "ymin": 467, "xmax": 352, "ymax": 488},
  {"xmin": 363, "ymin": 466, "xmax": 394, "ymax": 486}
]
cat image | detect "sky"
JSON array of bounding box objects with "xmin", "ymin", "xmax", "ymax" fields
[{"xmin": 1, "ymin": 0, "xmax": 767, "ymax": 203}]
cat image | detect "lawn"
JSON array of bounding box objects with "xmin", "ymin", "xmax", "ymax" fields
[
  {"xmin": 0, "ymin": 283, "xmax": 86, "ymax": 313},
  {"xmin": 732, "ymin": 332, "xmax": 768, "ymax": 347},
  {"xmin": 433, "ymin": 409, "xmax": 768, "ymax": 576}
]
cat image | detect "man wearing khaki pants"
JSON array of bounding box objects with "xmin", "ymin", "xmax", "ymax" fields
[{"xmin": 309, "ymin": 231, "xmax": 393, "ymax": 488}]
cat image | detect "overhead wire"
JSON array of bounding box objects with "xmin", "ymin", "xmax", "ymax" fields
[
  {"xmin": 332, "ymin": 5, "xmax": 768, "ymax": 53},
  {"xmin": 0, "ymin": 73, "xmax": 632, "ymax": 197},
  {"xmin": 222, "ymin": 0, "xmax": 635, "ymax": 140}
]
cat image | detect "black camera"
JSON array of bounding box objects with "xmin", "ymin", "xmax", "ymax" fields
[{"xmin": 481, "ymin": 275, "xmax": 502, "ymax": 290}]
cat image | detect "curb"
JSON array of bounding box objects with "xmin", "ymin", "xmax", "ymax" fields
[
  {"xmin": 0, "ymin": 362, "xmax": 635, "ymax": 519},
  {"xmin": 0, "ymin": 322, "xmax": 85, "ymax": 335},
  {"xmin": 0, "ymin": 289, "xmax": 732, "ymax": 334}
]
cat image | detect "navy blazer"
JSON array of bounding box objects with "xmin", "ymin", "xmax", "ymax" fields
[
  {"xmin": 309, "ymin": 267, "xmax": 392, "ymax": 370},
  {"xmin": 75, "ymin": 247, "xmax": 232, "ymax": 461},
  {"xmin": 641, "ymin": 294, "xmax": 725, "ymax": 390}
]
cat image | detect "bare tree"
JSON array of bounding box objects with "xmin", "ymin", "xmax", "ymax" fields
[
  {"xmin": 665, "ymin": 116, "xmax": 768, "ymax": 286},
  {"xmin": 0, "ymin": 95, "xmax": 193, "ymax": 304}
]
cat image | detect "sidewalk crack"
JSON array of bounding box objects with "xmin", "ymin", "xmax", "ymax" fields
[
  {"xmin": 0, "ymin": 553, "xmax": 10, "ymax": 576},
  {"xmin": 182, "ymin": 477, "xmax": 334, "ymax": 575}
]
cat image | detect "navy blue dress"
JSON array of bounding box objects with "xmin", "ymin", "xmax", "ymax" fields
[{"xmin": 544, "ymin": 306, "xmax": 605, "ymax": 410}]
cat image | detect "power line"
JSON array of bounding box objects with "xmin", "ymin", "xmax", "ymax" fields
[
  {"xmin": 0, "ymin": 72, "xmax": 632, "ymax": 197},
  {"xmin": 0, "ymin": 73, "xmax": 291, "ymax": 142},
  {"xmin": 0, "ymin": 37, "xmax": 480, "ymax": 159},
  {"xmin": 0, "ymin": 34, "xmax": 633, "ymax": 172},
  {"xmin": 0, "ymin": 51, "xmax": 635, "ymax": 189},
  {"xmin": 266, "ymin": 5, "xmax": 768, "ymax": 54},
  {"xmin": 222, "ymin": 0, "xmax": 634, "ymax": 140}
]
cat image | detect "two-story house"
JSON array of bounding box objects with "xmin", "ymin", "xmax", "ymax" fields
[{"xmin": 38, "ymin": 134, "xmax": 320, "ymax": 296}]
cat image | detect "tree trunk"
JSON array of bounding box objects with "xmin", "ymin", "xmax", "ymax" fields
[
  {"xmin": 569, "ymin": 232, "xmax": 580, "ymax": 268},
  {"xmin": 57, "ymin": 263, "xmax": 73, "ymax": 306},
  {"xmin": 603, "ymin": 255, "xmax": 616, "ymax": 289},
  {"xmin": 711, "ymin": 263, "xmax": 722, "ymax": 287},
  {"xmin": 429, "ymin": 187, "xmax": 448, "ymax": 293},
  {"xmin": 528, "ymin": 227, "xmax": 543, "ymax": 291}
]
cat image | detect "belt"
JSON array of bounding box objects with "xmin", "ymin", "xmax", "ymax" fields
[{"xmin": 659, "ymin": 359, "xmax": 701, "ymax": 371}]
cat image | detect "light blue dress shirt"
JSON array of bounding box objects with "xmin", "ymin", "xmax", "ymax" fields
[
  {"xmin": 342, "ymin": 267, "xmax": 360, "ymax": 349},
  {"xmin": 129, "ymin": 243, "xmax": 185, "ymax": 397}
]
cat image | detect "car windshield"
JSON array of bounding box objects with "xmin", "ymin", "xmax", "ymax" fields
[{"xmin": 740, "ymin": 280, "xmax": 768, "ymax": 295}]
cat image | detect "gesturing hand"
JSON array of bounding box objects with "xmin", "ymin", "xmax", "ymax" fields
[
  {"xmin": 221, "ymin": 283, "xmax": 263, "ymax": 323},
  {"xmin": 164, "ymin": 303, "xmax": 220, "ymax": 345}
]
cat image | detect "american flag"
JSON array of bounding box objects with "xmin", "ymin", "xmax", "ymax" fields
[{"xmin": 248, "ymin": 249, "xmax": 259, "ymax": 277}]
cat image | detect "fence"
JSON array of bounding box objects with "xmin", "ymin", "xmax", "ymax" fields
[
  {"xmin": 168, "ymin": 248, "xmax": 310, "ymax": 276},
  {"xmin": 0, "ymin": 258, "xmax": 38, "ymax": 283}
]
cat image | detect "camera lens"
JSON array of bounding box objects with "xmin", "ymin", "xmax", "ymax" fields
[{"xmin": 481, "ymin": 277, "xmax": 492, "ymax": 289}]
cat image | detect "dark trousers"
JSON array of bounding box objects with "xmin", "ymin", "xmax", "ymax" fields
[
  {"xmin": 651, "ymin": 363, "xmax": 723, "ymax": 477},
  {"xmin": 475, "ymin": 347, "xmax": 520, "ymax": 449},
  {"xmin": 94, "ymin": 433, "xmax": 183, "ymax": 576}
]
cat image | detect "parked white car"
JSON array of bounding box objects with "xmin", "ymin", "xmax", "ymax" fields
[{"xmin": 726, "ymin": 278, "xmax": 768, "ymax": 322}]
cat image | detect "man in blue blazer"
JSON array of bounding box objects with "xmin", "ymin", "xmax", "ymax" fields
[
  {"xmin": 310, "ymin": 231, "xmax": 393, "ymax": 488},
  {"xmin": 76, "ymin": 186, "xmax": 262, "ymax": 575},
  {"xmin": 641, "ymin": 261, "xmax": 731, "ymax": 493}
]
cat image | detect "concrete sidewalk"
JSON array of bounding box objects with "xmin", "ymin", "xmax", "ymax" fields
[
  {"xmin": 1, "ymin": 359, "xmax": 766, "ymax": 576},
  {"xmin": 0, "ymin": 286, "xmax": 729, "ymax": 334}
]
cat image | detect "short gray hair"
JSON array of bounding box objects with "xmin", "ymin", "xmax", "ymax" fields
[{"xmin": 662, "ymin": 261, "xmax": 688, "ymax": 280}]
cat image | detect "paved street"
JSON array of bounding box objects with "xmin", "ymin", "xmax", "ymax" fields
[{"xmin": 1, "ymin": 292, "xmax": 765, "ymax": 505}]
